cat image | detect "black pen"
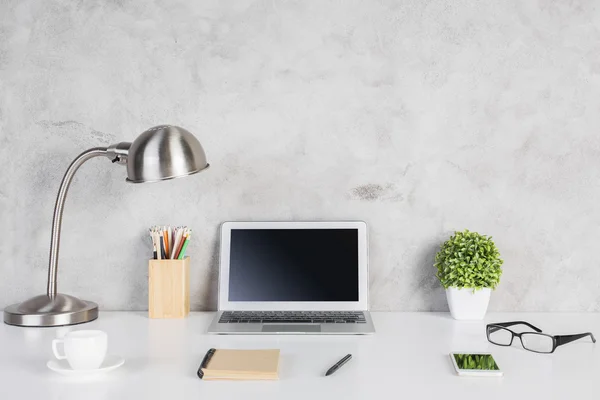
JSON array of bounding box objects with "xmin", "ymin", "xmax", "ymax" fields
[{"xmin": 325, "ymin": 354, "xmax": 352, "ymax": 376}]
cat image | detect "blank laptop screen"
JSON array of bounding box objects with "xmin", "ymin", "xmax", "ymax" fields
[{"xmin": 228, "ymin": 229, "xmax": 359, "ymax": 302}]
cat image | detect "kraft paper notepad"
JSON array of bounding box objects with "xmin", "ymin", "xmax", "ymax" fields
[{"xmin": 197, "ymin": 349, "xmax": 280, "ymax": 380}]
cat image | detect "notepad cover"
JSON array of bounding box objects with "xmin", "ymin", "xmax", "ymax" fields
[{"xmin": 202, "ymin": 349, "xmax": 280, "ymax": 380}]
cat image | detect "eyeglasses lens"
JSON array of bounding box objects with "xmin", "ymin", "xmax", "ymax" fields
[
  {"xmin": 488, "ymin": 326, "xmax": 512, "ymax": 345},
  {"xmin": 521, "ymin": 333, "xmax": 553, "ymax": 353}
]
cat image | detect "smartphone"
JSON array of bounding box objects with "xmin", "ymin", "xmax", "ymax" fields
[{"xmin": 450, "ymin": 353, "xmax": 503, "ymax": 377}]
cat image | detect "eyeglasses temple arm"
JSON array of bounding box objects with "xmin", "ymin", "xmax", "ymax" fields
[
  {"xmin": 488, "ymin": 321, "xmax": 543, "ymax": 333},
  {"xmin": 555, "ymin": 332, "xmax": 596, "ymax": 347}
]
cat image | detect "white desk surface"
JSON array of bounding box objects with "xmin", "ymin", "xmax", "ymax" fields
[{"xmin": 1, "ymin": 312, "xmax": 599, "ymax": 399}]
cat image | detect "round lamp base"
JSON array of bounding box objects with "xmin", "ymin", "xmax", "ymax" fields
[{"xmin": 4, "ymin": 294, "xmax": 98, "ymax": 327}]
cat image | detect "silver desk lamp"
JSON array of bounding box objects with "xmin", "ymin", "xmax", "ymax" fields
[{"xmin": 4, "ymin": 125, "xmax": 209, "ymax": 327}]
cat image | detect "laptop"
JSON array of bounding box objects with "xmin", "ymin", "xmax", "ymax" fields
[{"xmin": 207, "ymin": 221, "xmax": 375, "ymax": 334}]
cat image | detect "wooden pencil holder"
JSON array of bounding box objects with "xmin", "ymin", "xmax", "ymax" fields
[{"xmin": 148, "ymin": 257, "xmax": 190, "ymax": 319}]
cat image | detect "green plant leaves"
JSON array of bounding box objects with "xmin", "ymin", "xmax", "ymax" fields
[
  {"xmin": 453, "ymin": 354, "xmax": 499, "ymax": 371},
  {"xmin": 434, "ymin": 229, "xmax": 503, "ymax": 290}
]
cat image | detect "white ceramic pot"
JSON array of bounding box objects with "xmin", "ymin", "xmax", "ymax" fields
[{"xmin": 446, "ymin": 287, "xmax": 491, "ymax": 320}]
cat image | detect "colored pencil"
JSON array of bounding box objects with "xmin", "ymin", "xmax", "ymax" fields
[
  {"xmin": 159, "ymin": 233, "xmax": 167, "ymax": 259},
  {"xmin": 171, "ymin": 229, "xmax": 184, "ymax": 259},
  {"xmin": 155, "ymin": 231, "xmax": 162, "ymax": 260},
  {"xmin": 174, "ymin": 234, "xmax": 186, "ymax": 259},
  {"xmin": 177, "ymin": 234, "xmax": 191, "ymax": 260},
  {"xmin": 169, "ymin": 226, "xmax": 174, "ymax": 256},
  {"xmin": 149, "ymin": 228, "xmax": 158, "ymax": 260},
  {"xmin": 163, "ymin": 226, "xmax": 170, "ymax": 256},
  {"xmin": 173, "ymin": 228, "xmax": 188, "ymax": 260}
]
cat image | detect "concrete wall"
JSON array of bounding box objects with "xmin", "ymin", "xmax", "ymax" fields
[{"xmin": 1, "ymin": 0, "xmax": 599, "ymax": 311}]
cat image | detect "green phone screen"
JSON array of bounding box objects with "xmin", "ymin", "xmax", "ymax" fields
[{"xmin": 453, "ymin": 354, "xmax": 499, "ymax": 370}]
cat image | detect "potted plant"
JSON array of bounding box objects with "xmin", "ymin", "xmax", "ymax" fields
[{"xmin": 434, "ymin": 230, "xmax": 503, "ymax": 320}]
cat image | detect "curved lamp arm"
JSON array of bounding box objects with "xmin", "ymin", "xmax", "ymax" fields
[{"xmin": 47, "ymin": 143, "xmax": 131, "ymax": 298}]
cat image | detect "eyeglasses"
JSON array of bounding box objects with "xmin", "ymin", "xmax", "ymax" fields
[{"xmin": 486, "ymin": 321, "xmax": 596, "ymax": 354}]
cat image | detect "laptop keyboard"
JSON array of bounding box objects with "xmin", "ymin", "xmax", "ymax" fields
[{"xmin": 219, "ymin": 311, "xmax": 367, "ymax": 324}]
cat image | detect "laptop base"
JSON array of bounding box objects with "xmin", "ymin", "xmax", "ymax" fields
[{"xmin": 207, "ymin": 311, "xmax": 375, "ymax": 335}]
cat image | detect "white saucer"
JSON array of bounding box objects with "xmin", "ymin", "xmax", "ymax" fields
[{"xmin": 47, "ymin": 355, "xmax": 125, "ymax": 376}]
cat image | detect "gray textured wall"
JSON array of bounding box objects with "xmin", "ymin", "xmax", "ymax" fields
[{"xmin": 1, "ymin": 0, "xmax": 599, "ymax": 312}]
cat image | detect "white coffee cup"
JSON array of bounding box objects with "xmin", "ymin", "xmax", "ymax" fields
[{"xmin": 52, "ymin": 330, "xmax": 108, "ymax": 370}]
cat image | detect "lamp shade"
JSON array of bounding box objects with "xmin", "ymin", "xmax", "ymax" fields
[{"xmin": 126, "ymin": 125, "xmax": 209, "ymax": 183}]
